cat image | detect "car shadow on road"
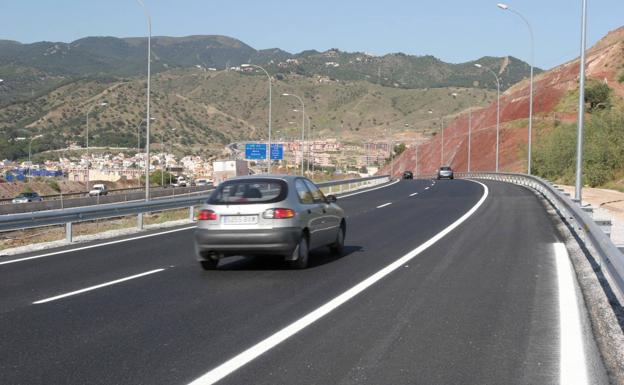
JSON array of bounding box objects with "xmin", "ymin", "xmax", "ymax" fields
[{"xmin": 215, "ymin": 245, "xmax": 363, "ymax": 271}]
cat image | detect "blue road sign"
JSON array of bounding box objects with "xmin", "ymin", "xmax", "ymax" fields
[
  {"xmin": 270, "ymin": 144, "xmax": 283, "ymax": 160},
  {"xmin": 245, "ymin": 143, "xmax": 267, "ymax": 160}
]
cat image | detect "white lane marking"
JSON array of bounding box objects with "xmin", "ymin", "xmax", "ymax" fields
[
  {"xmin": 377, "ymin": 202, "xmax": 392, "ymax": 208},
  {"xmin": 2, "ymin": 179, "xmax": 399, "ymax": 266},
  {"xmin": 409, "ymin": 193, "xmax": 418, "ymax": 197},
  {"xmin": 554, "ymin": 243, "xmax": 588, "ymax": 385},
  {"xmin": 338, "ymin": 179, "xmax": 400, "ymax": 199},
  {"xmin": 32, "ymin": 268, "xmax": 165, "ymax": 304},
  {"xmin": 187, "ymin": 180, "xmax": 489, "ymax": 385},
  {"xmin": 0, "ymin": 226, "xmax": 196, "ymax": 266}
]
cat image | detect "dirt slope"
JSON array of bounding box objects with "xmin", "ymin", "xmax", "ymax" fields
[{"xmin": 384, "ymin": 26, "xmax": 624, "ymax": 178}]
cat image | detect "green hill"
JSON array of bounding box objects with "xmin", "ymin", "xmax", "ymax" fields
[
  {"xmin": 0, "ymin": 69, "xmax": 495, "ymax": 161},
  {"xmin": 0, "ymin": 34, "xmax": 534, "ymax": 161}
]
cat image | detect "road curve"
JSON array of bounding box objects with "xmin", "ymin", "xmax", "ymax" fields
[{"xmin": 0, "ymin": 179, "xmax": 607, "ymax": 384}]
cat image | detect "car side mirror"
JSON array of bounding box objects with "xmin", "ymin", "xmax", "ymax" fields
[{"xmin": 326, "ymin": 195, "xmax": 337, "ymax": 203}]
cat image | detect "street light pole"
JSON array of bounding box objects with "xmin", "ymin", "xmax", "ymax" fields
[
  {"xmin": 136, "ymin": 0, "xmax": 152, "ymax": 200},
  {"xmin": 306, "ymin": 115, "xmax": 312, "ymax": 173},
  {"xmin": 242, "ymin": 64, "xmax": 272, "ymax": 173},
  {"xmin": 468, "ymin": 109, "xmax": 472, "ymax": 173},
  {"xmin": 85, "ymin": 102, "xmax": 107, "ymax": 192},
  {"xmin": 575, "ymin": 0, "xmax": 588, "ymax": 203},
  {"xmin": 475, "ymin": 63, "xmax": 501, "ymax": 172},
  {"xmin": 415, "ymin": 142, "xmax": 419, "ymax": 177},
  {"xmin": 440, "ymin": 117, "xmax": 445, "ymax": 165},
  {"xmin": 136, "ymin": 117, "xmax": 155, "ymax": 188},
  {"xmin": 283, "ymin": 94, "xmax": 305, "ymax": 175},
  {"xmin": 498, "ymin": 3, "xmax": 534, "ymax": 174}
]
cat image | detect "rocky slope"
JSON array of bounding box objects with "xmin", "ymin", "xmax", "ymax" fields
[{"xmin": 383, "ymin": 26, "xmax": 624, "ymax": 178}]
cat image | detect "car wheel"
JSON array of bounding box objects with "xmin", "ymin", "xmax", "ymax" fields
[
  {"xmin": 330, "ymin": 225, "xmax": 345, "ymax": 256},
  {"xmin": 288, "ymin": 234, "xmax": 309, "ymax": 269},
  {"xmin": 200, "ymin": 259, "xmax": 218, "ymax": 270}
]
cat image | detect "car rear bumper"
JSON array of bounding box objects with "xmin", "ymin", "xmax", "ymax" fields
[{"xmin": 194, "ymin": 227, "xmax": 301, "ymax": 259}]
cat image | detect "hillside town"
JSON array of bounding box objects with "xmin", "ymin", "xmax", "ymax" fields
[{"xmin": 2, "ymin": 138, "xmax": 393, "ymax": 188}]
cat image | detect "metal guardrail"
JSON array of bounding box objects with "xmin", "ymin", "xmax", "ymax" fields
[
  {"xmin": 0, "ymin": 175, "xmax": 390, "ymax": 243},
  {"xmin": 460, "ymin": 172, "xmax": 624, "ymax": 301},
  {"xmin": 1, "ymin": 185, "xmax": 214, "ymax": 215}
]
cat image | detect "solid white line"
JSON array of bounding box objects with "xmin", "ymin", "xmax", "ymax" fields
[
  {"xmin": 338, "ymin": 179, "xmax": 400, "ymax": 199},
  {"xmin": 409, "ymin": 192, "xmax": 418, "ymax": 197},
  {"xmin": 32, "ymin": 268, "xmax": 165, "ymax": 304},
  {"xmin": 0, "ymin": 226, "xmax": 196, "ymax": 266},
  {"xmin": 377, "ymin": 202, "xmax": 392, "ymax": 208},
  {"xmin": 187, "ymin": 180, "xmax": 489, "ymax": 385},
  {"xmin": 554, "ymin": 243, "xmax": 588, "ymax": 385}
]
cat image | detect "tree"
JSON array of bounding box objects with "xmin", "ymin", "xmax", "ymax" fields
[
  {"xmin": 140, "ymin": 171, "xmax": 176, "ymax": 187},
  {"xmin": 393, "ymin": 143, "xmax": 407, "ymax": 157},
  {"xmin": 585, "ymin": 80, "xmax": 611, "ymax": 112}
]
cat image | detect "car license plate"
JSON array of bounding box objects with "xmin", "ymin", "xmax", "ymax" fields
[{"xmin": 223, "ymin": 215, "xmax": 258, "ymax": 225}]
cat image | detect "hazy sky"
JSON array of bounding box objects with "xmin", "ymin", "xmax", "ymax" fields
[{"xmin": 1, "ymin": 0, "xmax": 622, "ymax": 69}]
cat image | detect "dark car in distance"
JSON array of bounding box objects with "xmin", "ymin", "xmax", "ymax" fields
[{"xmin": 402, "ymin": 171, "xmax": 413, "ymax": 179}]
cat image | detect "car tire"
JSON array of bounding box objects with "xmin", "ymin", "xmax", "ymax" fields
[
  {"xmin": 330, "ymin": 225, "xmax": 345, "ymax": 256},
  {"xmin": 200, "ymin": 259, "xmax": 218, "ymax": 270},
  {"xmin": 288, "ymin": 234, "xmax": 309, "ymax": 269}
]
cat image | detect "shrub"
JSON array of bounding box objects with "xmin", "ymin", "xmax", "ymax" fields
[
  {"xmin": 47, "ymin": 179, "xmax": 61, "ymax": 192},
  {"xmin": 533, "ymin": 106, "xmax": 624, "ymax": 187},
  {"xmin": 584, "ymin": 80, "xmax": 611, "ymax": 111}
]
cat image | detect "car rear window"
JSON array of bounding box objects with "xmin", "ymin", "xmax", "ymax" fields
[
  {"xmin": 208, "ymin": 179, "xmax": 288, "ymax": 205},
  {"xmin": 440, "ymin": 167, "xmax": 452, "ymax": 171}
]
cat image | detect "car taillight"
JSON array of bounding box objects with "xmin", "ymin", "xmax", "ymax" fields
[
  {"xmin": 198, "ymin": 209, "xmax": 218, "ymax": 221},
  {"xmin": 263, "ymin": 208, "xmax": 295, "ymax": 219}
]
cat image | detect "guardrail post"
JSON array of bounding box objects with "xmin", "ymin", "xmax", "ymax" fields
[
  {"xmin": 137, "ymin": 213, "xmax": 144, "ymax": 230},
  {"xmin": 189, "ymin": 206, "xmax": 195, "ymax": 221},
  {"xmin": 65, "ymin": 222, "xmax": 72, "ymax": 243}
]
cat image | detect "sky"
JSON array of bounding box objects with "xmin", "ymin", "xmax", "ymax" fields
[{"xmin": 0, "ymin": 0, "xmax": 623, "ymax": 70}]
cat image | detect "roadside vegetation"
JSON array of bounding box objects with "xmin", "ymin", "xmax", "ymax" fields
[{"xmin": 533, "ymin": 80, "xmax": 624, "ymax": 189}]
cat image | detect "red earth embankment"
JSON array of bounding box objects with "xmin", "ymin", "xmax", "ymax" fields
[{"xmin": 383, "ymin": 26, "xmax": 624, "ymax": 178}]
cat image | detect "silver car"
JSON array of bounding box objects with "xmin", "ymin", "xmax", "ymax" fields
[
  {"xmin": 12, "ymin": 192, "xmax": 43, "ymax": 203},
  {"xmin": 194, "ymin": 175, "xmax": 346, "ymax": 270},
  {"xmin": 437, "ymin": 166, "xmax": 454, "ymax": 180}
]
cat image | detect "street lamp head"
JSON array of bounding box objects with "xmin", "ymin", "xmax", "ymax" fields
[
  {"xmin": 282, "ymin": 93, "xmax": 291, "ymax": 96},
  {"xmin": 474, "ymin": 63, "xmax": 483, "ymax": 68},
  {"xmin": 497, "ymin": 3, "xmax": 509, "ymax": 10}
]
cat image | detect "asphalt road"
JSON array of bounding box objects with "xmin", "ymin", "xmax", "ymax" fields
[
  {"xmin": 0, "ymin": 185, "xmax": 213, "ymax": 215},
  {"xmin": 0, "ymin": 179, "xmax": 607, "ymax": 384}
]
